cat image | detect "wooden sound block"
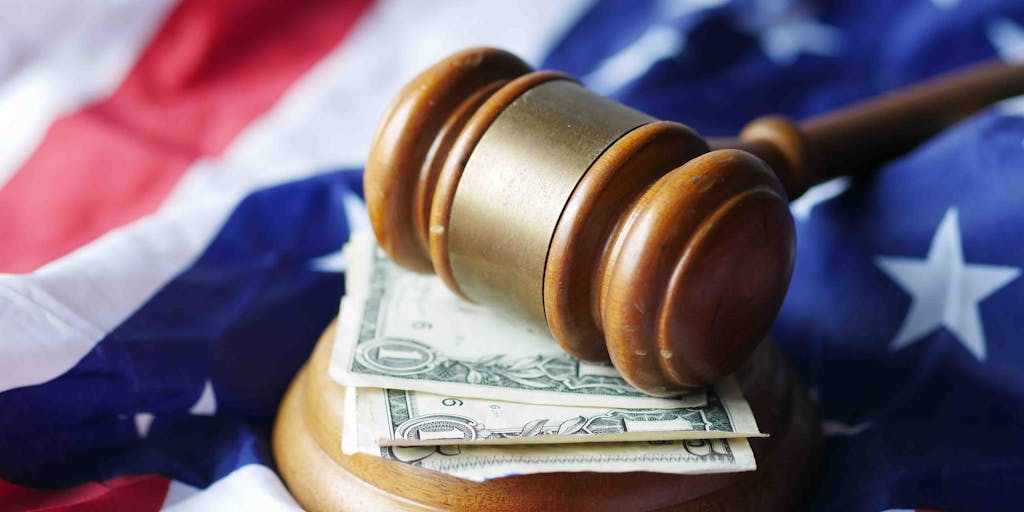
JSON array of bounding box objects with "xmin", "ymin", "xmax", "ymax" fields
[{"xmin": 272, "ymin": 322, "xmax": 822, "ymax": 511}]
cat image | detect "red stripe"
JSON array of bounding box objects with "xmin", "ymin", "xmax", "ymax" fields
[
  {"xmin": 0, "ymin": 0, "xmax": 374, "ymax": 273},
  {"xmin": 0, "ymin": 475, "xmax": 169, "ymax": 512}
]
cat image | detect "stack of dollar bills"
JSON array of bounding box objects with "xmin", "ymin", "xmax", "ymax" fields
[{"xmin": 328, "ymin": 233, "xmax": 764, "ymax": 482}]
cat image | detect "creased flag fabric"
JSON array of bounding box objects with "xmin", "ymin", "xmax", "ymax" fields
[{"xmin": 1, "ymin": 1, "xmax": 1022, "ymax": 511}]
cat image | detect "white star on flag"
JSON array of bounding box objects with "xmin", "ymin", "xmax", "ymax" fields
[
  {"xmin": 311, "ymin": 246, "xmax": 348, "ymax": 273},
  {"xmin": 736, "ymin": 0, "xmax": 841, "ymax": 65},
  {"xmin": 987, "ymin": 17, "xmax": 1024, "ymax": 63},
  {"xmin": 583, "ymin": 0, "xmax": 729, "ymax": 94},
  {"xmin": 789, "ymin": 176, "xmax": 851, "ymax": 221},
  {"xmin": 583, "ymin": 26, "xmax": 686, "ymax": 95},
  {"xmin": 999, "ymin": 95, "xmax": 1024, "ymax": 149},
  {"xmin": 875, "ymin": 208, "xmax": 1021, "ymax": 361},
  {"xmin": 134, "ymin": 380, "xmax": 219, "ymax": 438},
  {"xmin": 821, "ymin": 419, "xmax": 873, "ymax": 437},
  {"xmin": 311, "ymin": 190, "xmax": 370, "ymax": 273},
  {"xmin": 135, "ymin": 412, "xmax": 155, "ymax": 439},
  {"xmin": 1001, "ymin": 94, "xmax": 1024, "ymax": 118},
  {"xmin": 189, "ymin": 379, "xmax": 217, "ymax": 416}
]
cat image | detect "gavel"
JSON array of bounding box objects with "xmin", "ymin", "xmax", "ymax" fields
[{"xmin": 364, "ymin": 47, "xmax": 1024, "ymax": 396}]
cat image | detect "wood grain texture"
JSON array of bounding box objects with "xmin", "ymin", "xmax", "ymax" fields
[
  {"xmin": 598, "ymin": 150, "xmax": 793, "ymax": 394},
  {"xmin": 365, "ymin": 47, "xmax": 531, "ymax": 273},
  {"xmin": 272, "ymin": 321, "xmax": 822, "ymax": 512},
  {"xmin": 713, "ymin": 59, "xmax": 1024, "ymax": 198},
  {"xmin": 545, "ymin": 121, "xmax": 709, "ymax": 363}
]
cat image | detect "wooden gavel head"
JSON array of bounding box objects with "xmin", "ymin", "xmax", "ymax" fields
[{"xmin": 365, "ymin": 47, "xmax": 795, "ymax": 396}]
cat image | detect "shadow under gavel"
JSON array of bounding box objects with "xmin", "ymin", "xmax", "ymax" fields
[{"xmin": 364, "ymin": 47, "xmax": 1024, "ymax": 395}]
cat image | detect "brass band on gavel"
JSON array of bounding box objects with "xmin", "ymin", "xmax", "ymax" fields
[{"xmin": 447, "ymin": 78, "xmax": 654, "ymax": 325}]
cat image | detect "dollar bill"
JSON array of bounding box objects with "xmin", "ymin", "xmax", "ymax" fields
[
  {"xmin": 355, "ymin": 377, "xmax": 762, "ymax": 447},
  {"xmin": 341, "ymin": 386, "xmax": 755, "ymax": 481},
  {"xmin": 329, "ymin": 233, "xmax": 705, "ymax": 409}
]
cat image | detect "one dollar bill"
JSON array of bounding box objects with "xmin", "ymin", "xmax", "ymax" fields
[
  {"xmin": 354, "ymin": 377, "xmax": 762, "ymax": 447},
  {"xmin": 341, "ymin": 387, "xmax": 756, "ymax": 482},
  {"xmin": 329, "ymin": 233, "xmax": 706, "ymax": 409}
]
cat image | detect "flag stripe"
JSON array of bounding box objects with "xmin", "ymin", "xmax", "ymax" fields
[
  {"xmin": 0, "ymin": 0, "xmax": 592, "ymax": 397},
  {"xmin": 0, "ymin": 0, "xmax": 373, "ymax": 273},
  {"xmin": 0, "ymin": 192, "xmax": 242, "ymax": 393},
  {"xmin": 0, "ymin": 474, "xmax": 169, "ymax": 512},
  {"xmin": 0, "ymin": 170, "xmax": 361, "ymax": 491},
  {"xmin": 0, "ymin": 0, "xmax": 603, "ymax": 508},
  {"xmin": 1, "ymin": 2, "xmax": 1022, "ymax": 510},
  {"xmin": 161, "ymin": 0, "xmax": 596, "ymax": 209},
  {"xmin": 160, "ymin": 465, "xmax": 300, "ymax": 511},
  {"xmin": 0, "ymin": 0, "xmax": 176, "ymax": 188}
]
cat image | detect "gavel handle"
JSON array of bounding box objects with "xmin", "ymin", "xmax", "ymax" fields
[{"xmin": 710, "ymin": 60, "xmax": 1024, "ymax": 198}]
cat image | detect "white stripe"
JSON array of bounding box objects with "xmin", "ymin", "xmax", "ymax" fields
[
  {"xmin": 162, "ymin": 0, "xmax": 595, "ymax": 208},
  {"xmin": 161, "ymin": 480, "xmax": 199, "ymax": 508},
  {"xmin": 0, "ymin": 196, "xmax": 236, "ymax": 392},
  {"xmin": 0, "ymin": 0, "xmax": 175, "ymax": 186},
  {"xmin": 161, "ymin": 464, "xmax": 302, "ymax": 511},
  {"xmin": 0, "ymin": 0, "xmax": 593, "ymax": 392}
]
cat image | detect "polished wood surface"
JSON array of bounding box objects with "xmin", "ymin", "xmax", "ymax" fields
[
  {"xmin": 273, "ymin": 321, "xmax": 822, "ymax": 512},
  {"xmin": 715, "ymin": 59, "xmax": 1024, "ymax": 197},
  {"xmin": 365, "ymin": 48, "xmax": 531, "ymax": 273},
  {"xmin": 364, "ymin": 48, "xmax": 1024, "ymax": 395}
]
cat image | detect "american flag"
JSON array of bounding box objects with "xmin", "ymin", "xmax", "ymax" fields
[{"xmin": 1, "ymin": 1, "xmax": 1022, "ymax": 510}]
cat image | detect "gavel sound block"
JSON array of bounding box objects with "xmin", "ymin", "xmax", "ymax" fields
[
  {"xmin": 364, "ymin": 48, "xmax": 1024, "ymax": 394},
  {"xmin": 274, "ymin": 323, "xmax": 821, "ymax": 511}
]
